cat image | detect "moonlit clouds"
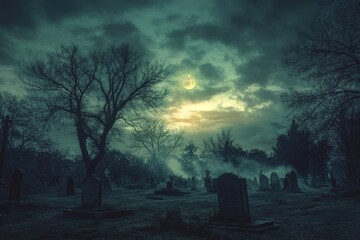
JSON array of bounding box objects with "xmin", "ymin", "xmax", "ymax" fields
[{"xmin": 0, "ymin": 0, "xmax": 326, "ymax": 152}]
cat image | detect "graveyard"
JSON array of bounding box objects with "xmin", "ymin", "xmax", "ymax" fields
[
  {"xmin": 1, "ymin": 0, "xmax": 360, "ymax": 239},
  {"xmin": 1, "ymin": 176, "xmax": 360, "ymax": 240}
]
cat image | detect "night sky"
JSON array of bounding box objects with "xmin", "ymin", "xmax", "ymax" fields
[{"xmin": 0, "ymin": 0, "xmax": 329, "ymax": 153}]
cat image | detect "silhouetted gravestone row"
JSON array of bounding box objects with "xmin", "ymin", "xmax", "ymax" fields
[{"xmin": 257, "ymin": 170, "xmax": 300, "ymax": 193}]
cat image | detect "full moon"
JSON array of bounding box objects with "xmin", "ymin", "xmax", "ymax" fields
[{"xmin": 183, "ymin": 75, "xmax": 196, "ymax": 90}]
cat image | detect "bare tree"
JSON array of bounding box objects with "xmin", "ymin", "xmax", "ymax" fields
[
  {"xmin": 131, "ymin": 119, "xmax": 184, "ymax": 177},
  {"xmin": 281, "ymin": 0, "xmax": 360, "ymax": 134},
  {"xmin": 21, "ymin": 44, "xmax": 169, "ymax": 177},
  {"xmin": 202, "ymin": 128, "xmax": 244, "ymax": 166},
  {"xmin": 0, "ymin": 91, "xmax": 54, "ymax": 157}
]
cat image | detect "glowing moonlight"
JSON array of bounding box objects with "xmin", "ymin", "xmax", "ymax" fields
[{"xmin": 183, "ymin": 75, "xmax": 196, "ymax": 90}]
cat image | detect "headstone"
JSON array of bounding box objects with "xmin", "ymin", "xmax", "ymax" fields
[
  {"xmin": 217, "ymin": 173, "xmax": 251, "ymax": 223},
  {"xmin": 150, "ymin": 176, "xmax": 157, "ymax": 188},
  {"xmin": 81, "ymin": 175, "xmax": 102, "ymax": 208},
  {"xmin": 270, "ymin": 172, "xmax": 280, "ymax": 190},
  {"xmin": 166, "ymin": 180, "xmax": 173, "ymax": 191},
  {"xmin": 283, "ymin": 173, "xmax": 290, "ymax": 190},
  {"xmin": 67, "ymin": 177, "xmax": 75, "ymax": 196},
  {"xmin": 288, "ymin": 171, "xmax": 300, "ymax": 193},
  {"xmin": 190, "ymin": 177, "xmax": 197, "ymax": 190},
  {"xmin": 9, "ymin": 168, "xmax": 23, "ymax": 201},
  {"xmin": 259, "ymin": 174, "xmax": 269, "ymax": 191}
]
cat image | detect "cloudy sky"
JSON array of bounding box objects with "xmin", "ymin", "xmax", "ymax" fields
[{"xmin": 0, "ymin": 0, "xmax": 330, "ymax": 153}]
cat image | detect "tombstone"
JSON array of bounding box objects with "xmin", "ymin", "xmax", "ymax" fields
[
  {"xmin": 81, "ymin": 175, "xmax": 102, "ymax": 208},
  {"xmin": 259, "ymin": 174, "xmax": 269, "ymax": 191},
  {"xmin": 190, "ymin": 177, "xmax": 197, "ymax": 190},
  {"xmin": 150, "ymin": 176, "xmax": 157, "ymax": 188},
  {"xmin": 8, "ymin": 169, "xmax": 23, "ymax": 201},
  {"xmin": 204, "ymin": 170, "xmax": 212, "ymax": 192},
  {"xmin": 166, "ymin": 180, "xmax": 173, "ymax": 191},
  {"xmin": 288, "ymin": 171, "xmax": 300, "ymax": 193},
  {"xmin": 270, "ymin": 172, "xmax": 280, "ymax": 190},
  {"xmin": 67, "ymin": 177, "xmax": 75, "ymax": 196},
  {"xmin": 253, "ymin": 177, "xmax": 258, "ymax": 185},
  {"xmin": 217, "ymin": 173, "xmax": 251, "ymax": 223},
  {"xmin": 283, "ymin": 173, "xmax": 290, "ymax": 190}
]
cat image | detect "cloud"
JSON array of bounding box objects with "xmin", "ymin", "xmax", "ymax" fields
[
  {"xmin": 0, "ymin": 36, "xmax": 16, "ymax": 65},
  {"xmin": 199, "ymin": 63, "xmax": 225, "ymax": 83}
]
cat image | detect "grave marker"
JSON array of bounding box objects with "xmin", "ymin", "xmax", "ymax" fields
[
  {"xmin": 217, "ymin": 173, "xmax": 251, "ymax": 223},
  {"xmin": 81, "ymin": 175, "xmax": 102, "ymax": 207},
  {"xmin": 67, "ymin": 177, "xmax": 75, "ymax": 196},
  {"xmin": 270, "ymin": 172, "xmax": 280, "ymax": 190},
  {"xmin": 9, "ymin": 168, "xmax": 23, "ymax": 201},
  {"xmin": 259, "ymin": 174, "xmax": 269, "ymax": 191}
]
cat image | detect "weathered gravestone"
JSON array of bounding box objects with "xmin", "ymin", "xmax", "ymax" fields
[
  {"xmin": 283, "ymin": 173, "xmax": 290, "ymax": 190},
  {"xmin": 150, "ymin": 176, "xmax": 157, "ymax": 188},
  {"xmin": 217, "ymin": 173, "xmax": 251, "ymax": 223},
  {"xmin": 259, "ymin": 174, "xmax": 269, "ymax": 191},
  {"xmin": 288, "ymin": 171, "xmax": 300, "ymax": 193},
  {"xmin": 270, "ymin": 172, "xmax": 280, "ymax": 190},
  {"xmin": 191, "ymin": 177, "xmax": 197, "ymax": 190},
  {"xmin": 212, "ymin": 173, "xmax": 274, "ymax": 231},
  {"xmin": 9, "ymin": 168, "xmax": 23, "ymax": 201},
  {"xmin": 67, "ymin": 177, "xmax": 75, "ymax": 196},
  {"xmin": 81, "ymin": 175, "xmax": 102, "ymax": 208}
]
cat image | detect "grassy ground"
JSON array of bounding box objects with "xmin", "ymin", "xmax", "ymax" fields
[{"xmin": 0, "ymin": 184, "xmax": 359, "ymax": 240}]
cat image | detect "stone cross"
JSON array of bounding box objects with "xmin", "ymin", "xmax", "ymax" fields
[{"xmin": 217, "ymin": 173, "xmax": 251, "ymax": 223}]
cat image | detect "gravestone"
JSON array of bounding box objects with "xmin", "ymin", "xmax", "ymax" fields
[
  {"xmin": 166, "ymin": 180, "xmax": 173, "ymax": 191},
  {"xmin": 283, "ymin": 173, "xmax": 290, "ymax": 190},
  {"xmin": 150, "ymin": 176, "xmax": 157, "ymax": 188},
  {"xmin": 288, "ymin": 171, "xmax": 300, "ymax": 193},
  {"xmin": 81, "ymin": 175, "xmax": 102, "ymax": 208},
  {"xmin": 270, "ymin": 172, "xmax": 280, "ymax": 190},
  {"xmin": 191, "ymin": 177, "xmax": 196, "ymax": 190},
  {"xmin": 217, "ymin": 173, "xmax": 251, "ymax": 223},
  {"xmin": 67, "ymin": 177, "xmax": 75, "ymax": 196},
  {"xmin": 9, "ymin": 168, "xmax": 23, "ymax": 201},
  {"xmin": 259, "ymin": 174, "xmax": 269, "ymax": 191}
]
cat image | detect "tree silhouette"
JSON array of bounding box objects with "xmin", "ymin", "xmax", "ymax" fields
[
  {"xmin": 21, "ymin": 44, "xmax": 169, "ymax": 178},
  {"xmin": 180, "ymin": 141, "xmax": 199, "ymax": 176},
  {"xmin": 282, "ymin": 0, "xmax": 360, "ymax": 135},
  {"xmin": 273, "ymin": 119, "xmax": 312, "ymax": 177},
  {"xmin": 203, "ymin": 128, "xmax": 244, "ymax": 166},
  {"xmin": 131, "ymin": 118, "xmax": 184, "ymax": 177}
]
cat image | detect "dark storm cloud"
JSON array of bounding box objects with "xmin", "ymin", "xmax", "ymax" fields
[
  {"xmin": 199, "ymin": 63, "xmax": 225, "ymax": 83},
  {"xmin": 0, "ymin": 0, "xmax": 169, "ymax": 37},
  {"xmin": 235, "ymin": 54, "xmax": 279, "ymax": 86},
  {"xmin": 240, "ymin": 87, "xmax": 279, "ymax": 106},
  {"xmin": 152, "ymin": 14, "xmax": 182, "ymax": 25},
  {"xmin": 165, "ymin": 0, "xmax": 322, "ymax": 87},
  {"xmin": 0, "ymin": 35, "xmax": 16, "ymax": 65}
]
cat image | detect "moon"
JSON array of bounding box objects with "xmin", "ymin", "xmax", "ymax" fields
[{"xmin": 183, "ymin": 75, "xmax": 196, "ymax": 90}]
